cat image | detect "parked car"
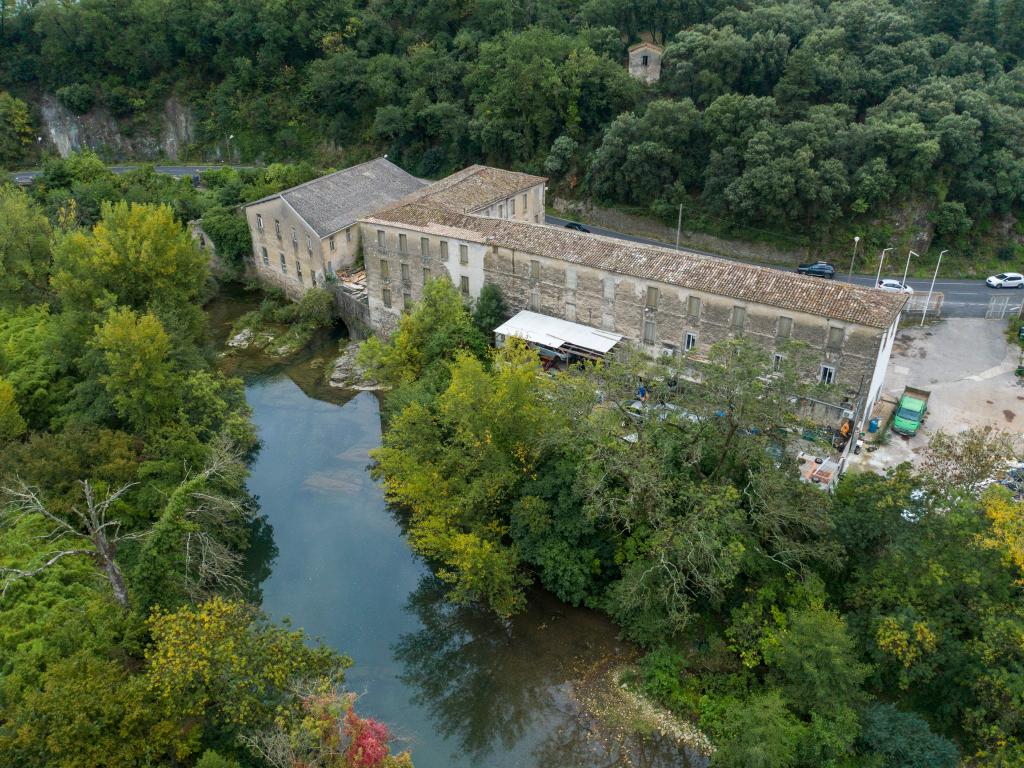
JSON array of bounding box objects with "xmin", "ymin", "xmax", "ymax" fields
[
  {"xmin": 563, "ymin": 222, "xmax": 590, "ymax": 233},
  {"xmin": 796, "ymin": 261, "xmax": 836, "ymax": 279},
  {"xmin": 985, "ymin": 272, "xmax": 1024, "ymax": 288},
  {"xmin": 877, "ymin": 278, "xmax": 914, "ymax": 293}
]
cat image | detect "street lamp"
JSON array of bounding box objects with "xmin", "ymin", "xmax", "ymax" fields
[
  {"xmin": 847, "ymin": 235, "xmax": 860, "ymax": 281},
  {"xmin": 901, "ymin": 250, "xmax": 919, "ymax": 289},
  {"xmin": 874, "ymin": 247, "xmax": 893, "ymax": 288},
  {"xmin": 921, "ymin": 250, "xmax": 947, "ymax": 327}
]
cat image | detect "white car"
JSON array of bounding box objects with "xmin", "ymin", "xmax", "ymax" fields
[
  {"xmin": 877, "ymin": 279, "xmax": 914, "ymax": 294},
  {"xmin": 986, "ymin": 272, "xmax": 1024, "ymax": 288}
]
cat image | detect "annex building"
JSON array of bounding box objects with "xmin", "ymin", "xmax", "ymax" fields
[{"xmin": 244, "ymin": 160, "xmax": 907, "ymax": 420}]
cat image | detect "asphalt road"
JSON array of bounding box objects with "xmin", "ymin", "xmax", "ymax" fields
[
  {"xmin": 9, "ymin": 164, "xmax": 244, "ymax": 185},
  {"xmin": 546, "ymin": 214, "xmax": 1014, "ymax": 318}
]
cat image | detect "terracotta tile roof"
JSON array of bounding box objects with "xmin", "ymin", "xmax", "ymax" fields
[
  {"xmin": 365, "ymin": 202, "xmax": 907, "ymax": 329},
  {"xmin": 390, "ymin": 165, "xmax": 545, "ymax": 214}
]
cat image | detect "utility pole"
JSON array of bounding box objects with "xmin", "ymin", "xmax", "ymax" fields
[
  {"xmin": 921, "ymin": 250, "xmax": 947, "ymax": 326},
  {"xmin": 847, "ymin": 235, "xmax": 860, "ymax": 281},
  {"xmin": 874, "ymin": 247, "xmax": 893, "ymax": 288},
  {"xmin": 675, "ymin": 203, "xmax": 682, "ymax": 250}
]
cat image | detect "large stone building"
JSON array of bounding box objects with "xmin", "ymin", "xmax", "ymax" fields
[
  {"xmin": 242, "ymin": 161, "xmax": 906, "ymax": 420},
  {"xmin": 243, "ymin": 157, "xmax": 426, "ymax": 296}
]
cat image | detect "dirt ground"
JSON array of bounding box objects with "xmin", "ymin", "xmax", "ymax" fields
[{"xmin": 851, "ymin": 318, "xmax": 1024, "ymax": 472}]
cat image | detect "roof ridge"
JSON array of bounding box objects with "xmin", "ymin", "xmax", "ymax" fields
[{"xmin": 280, "ymin": 157, "xmax": 408, "ymax": 200}]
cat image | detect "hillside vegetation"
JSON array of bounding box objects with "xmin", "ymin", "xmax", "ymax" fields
[
  {"xmin": 1, "ymin": 0, "xmax": 1024, "ymax": 265},
  {"xmin": 2, "ymin": 0, "xmax": 1024, "ymax": 268}
]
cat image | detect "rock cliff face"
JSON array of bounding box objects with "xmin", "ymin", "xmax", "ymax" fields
[{"xmin": 40, "ymin": 94, "xmax": 195, "ymax": 159}]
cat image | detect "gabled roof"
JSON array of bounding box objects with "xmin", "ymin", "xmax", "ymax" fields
[
  {"xmin": 389, "ymin": 165, "xmax": 545, "ymax": 214},
  {"xmin": 364, "ymin": 202, "xmax": 907, "ymax": 329},
  {"xmin": 246, "ymin": 158, "xmax": 427, "ymax": 238},
  {"xmin": 628, "ymin": 41, "xmax": 664, "ymax": 53}
]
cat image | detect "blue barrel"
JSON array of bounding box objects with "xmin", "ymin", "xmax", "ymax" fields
[{"xmin": 868, "ymin": 418, "xmax": 879, "ymax": 433}]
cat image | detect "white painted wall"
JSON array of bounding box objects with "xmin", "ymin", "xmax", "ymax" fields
[{"xmin": 864, "ymin": 315, "xmax": 900, "ymax": 425}]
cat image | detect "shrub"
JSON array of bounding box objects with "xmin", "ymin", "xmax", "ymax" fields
[
  {"xmin": 56, "ymin": 83, "xmax": 95, "ymax": 113},
  {"xmin": 296, "ymin": 287, "xmax": 335, "ymax": 327}
]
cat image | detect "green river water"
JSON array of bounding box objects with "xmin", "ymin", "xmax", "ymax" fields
[{"xmin": 208, "ymin": 292, "xmax": 705, "ymax": 768}]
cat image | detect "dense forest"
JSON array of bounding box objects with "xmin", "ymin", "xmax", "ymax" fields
[
  {"xmin": 363, "ymin": 280, "xmax": 1024, "ymax": 768},
  {"xmin": 0, "ymin": 163, "xmax": 411, "ymax": 767},
  {"xmin": 2, "ymin": 0, "xmax": 1024, "ymax": 268}
]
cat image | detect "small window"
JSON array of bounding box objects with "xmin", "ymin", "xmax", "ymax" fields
[
  {"xmin": 423, "ymin": 267, "xmax": 430, "ymax": 284},
  {"xmin": 345, "ymin": 227, "xmax": 351, "ymax": 243},
  {"xmin": 260, "ymin": 246, "xmax": 269, "ymax": 266},
  {"xmin": 827, "ymin": 326, "xmax": 845, "ymax": 351},
  {"xmin": 460, "ymin": 276, "xmax": 470, "ymax": 296},
  {"xmin": 773, "ymin": 353, "xmax": 784, "ymax": 372},
  {"xmin": 530, "ymin": 260, "xmax": 540, "ymax": 280},
  {"xmin": 256, "ymin": 214, "xmax": 264, "ymax": 230},
  {"xmin": 329, "ymin": 236, "xmax": 336, "ymax": 252},
  {"xmin": 419, "ymin": 237, "xmax": 429, "ymax": 258},
  {"xmin": 403, "ymin": 291, "xmax": 412, "ymax": 309},
  {"xmin": 296, "ymin": 262, "xmax": 303, "ymax": 284},
  {"xmin": 440, "ymin": 241, "xmax": 449, "ymax": 261},
  {"xmin": 529, "ymin": 286, "xmax": 540, "ymax": 311},
  {"xmin": 643, "ymin": 317, "xmax": 656, "ymax": 344},
  {"xmin": 777, "ymin": 316, "xmax": 792, "ymax": 338},
  {"xmin": 377, "ymin": 230, "xmax": 385, "ymax": 249},
  {"xmin": 641, "ymin": 54, "xmax": 649, "ymax": 67},
  {"xmin": 459, "ymin": 244, "xmax": 469, "ymax": 265},
  {"xmin": 604, "ymin": 278, "xmax": 615, "ymax": 300},
  {"xmin": 522, "ymin": 193, "xmax": 528, "ymax": 212},
  {"xmin": 401, "ymin": 262, "xmax": 410, "ymax": 282},
  {"xmin": 380, "ymin": 259, "xmax": 390, "ymax": 279},
  {"xmin": 306, "ymin": 236, "xmax": 312, "ymax": 254},
  {"xmin": 731, "ymin": 305, "xmax": 746, "ymax": 330},
  {"xmin": 279, "ymin": 252, "xmax": 287, "ymax": 274},
  {"xmin": 684, "ymin": 332, "xmax": 697, "ymax": 352},
  {"xmin": 645, "ymin": 286, "xmax": 659, "ymax": 308},
  {"xmin": 510, "ymin": 198, "xmax": 516, "ymax": 216},
  {"xmin": 565, "ymin": 301, "xmax": 576, "ymax": 322},
  {"xmin": 382, "ymin": 287, "xmax": 392, "ymax": 308},
  {"xmin": 820, "ymin": 365, "xmax": 836, "ymax": 385},
  {"xmin": 565, "ymin": 268, "xmax": 577, "ymax": 289},
  {"xmin": 291, "ymin": 226, "xmax": 297, "ymax": 245},
  {"xmin": 498, "ymin": 204, "xmax": 504, "ymax": 218},
  {"xmin": 398, "ymin": 233, "xmax": 408, "ymax": 254},
  {"xmin": 275, "ymin": 219, "xmax": 281, "ymax": 239},
  {"xmin": 687, "ymin": 296, "xmax": 701, "ymax": 319}
]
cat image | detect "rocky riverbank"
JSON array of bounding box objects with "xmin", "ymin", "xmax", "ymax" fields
[{"xmin": 329, "ymin": 341, "xmax": 383, "ymax": 390}]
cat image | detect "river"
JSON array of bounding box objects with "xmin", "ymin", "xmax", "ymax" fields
[{"xmin": 209, "ymin": 291, "xmax": 705, "ymax": 768}]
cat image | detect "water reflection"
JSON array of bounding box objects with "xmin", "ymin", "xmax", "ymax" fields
[
  {"xmin": 240, "ymin": 513, "xmax": 278, "ymax": 604},
  {"xmin": 395, "ymin": 576, "xmax": 706, "ymax": 768}
]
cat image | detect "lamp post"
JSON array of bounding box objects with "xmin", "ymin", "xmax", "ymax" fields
[
  {"xmin": 874, "ymin": 247, "xmax": 893, "ymax": 288},
  {"xmin": 920, "ymin": 250, "xmax": 947, "ymax": 327},
  {"xmin": 847, "ymin": 235, "xmax": 860, "ymax": 281},
  {"xmin": 901, "ymin": 250, "xmax": 919, "ymax": 289}
]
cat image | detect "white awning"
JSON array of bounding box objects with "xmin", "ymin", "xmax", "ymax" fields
[{"xmin": 494, "ymin": 310, "xmax": 623, "ymax": 358}]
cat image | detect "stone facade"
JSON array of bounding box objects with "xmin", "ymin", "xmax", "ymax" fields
[
  {"xmin": 628, "ymin": 42, "xmax": 663, "ymax": 84},
  {"xmin": 361, "ymin": 227, "xmax": 899, "ymax": 404}
]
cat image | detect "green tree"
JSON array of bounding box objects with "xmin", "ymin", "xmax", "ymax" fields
[
  {"xmin": 0, "ymin": 91, "xmax": 32, "ymax": 166},
  {"xmin": 0, "ymin": 376, "xmax": 25, "ymax": 443},
  {"xmin": 471, "ymin": 283, "xmax": 506, "ymax": 336},
  {"xmin": 90, "ymin": 308, "xmax": 177, "ymax": 434},
  {"xmin": 858, "ymin": 702, "xmax": 958, "ymax": 768},
  {"xmin": 711, "ymin": 691, "xmax": 804, "ymax": 768},
  {"xmin": 0, "ymin": 187, "xmax": 51, "ymax": 306}
]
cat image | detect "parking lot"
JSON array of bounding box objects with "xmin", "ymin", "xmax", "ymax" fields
[{"xmin": 852, "ymin": 318, "xmax": 1024, "ymax": 471}]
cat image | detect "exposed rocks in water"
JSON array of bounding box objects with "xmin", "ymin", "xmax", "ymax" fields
[
  {"xmin": 330, "ymin": 342, "xmax": 382, "ymax": 391},
  {"xmin": 226, "ymin": 328, "xmax": 254, "ymax": 349}
]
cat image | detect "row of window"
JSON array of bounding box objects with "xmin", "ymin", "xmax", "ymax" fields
[
  {"xmin": 376, "ymin": 230, "xmax": 470, "ymax": 264},
  {"xmin": 256, "ymin": 213, "xmax": 351, "ymax": 254},
  {"xmin": 260, "ymin": 246, "xmax": 307, "ymax": 285},
  {"xmin": 380, "ymin": 274, "xmax": 469, "ymax": 309},
  {"xmin": 492, "ymin": 193, "xmax": 529, "ymax": 219}
]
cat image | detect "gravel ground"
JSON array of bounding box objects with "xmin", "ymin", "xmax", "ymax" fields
[{"xmin": 851, "ymin": 318, "xmax": 1024, "ymax": 472}]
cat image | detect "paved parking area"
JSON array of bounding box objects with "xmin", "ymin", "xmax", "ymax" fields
[{"xmin": 852, "ymin": 318, "xmax": 1024, "ymax": 471}]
